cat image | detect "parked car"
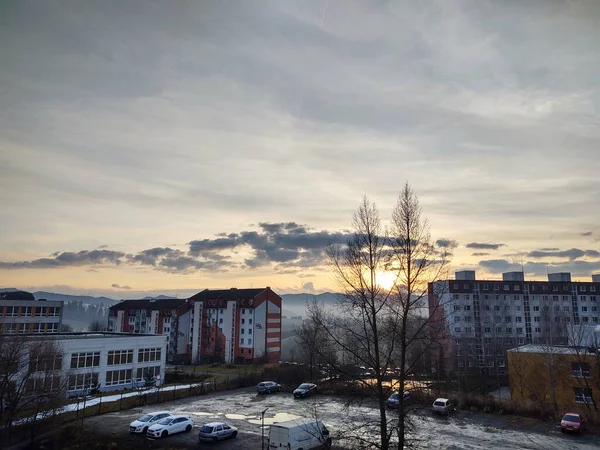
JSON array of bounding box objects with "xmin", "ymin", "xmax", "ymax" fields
[
  {"xmin": 293, "ymin": 383, "xmax": 317, "ymax": 398},
  {"xmin": 129, "ymin": 411, "xmax": 172, "ymax": 434},
  {"xmin": 257, "ymin": 381, "xmax": 281, "ymax": 394},
  {"xmin": 560, "ymin": 413, "xmax": 585, "ymax": 433},
  {"xmin": 198, "ymin": 422, "xmax": 238, "ymax": 442},
  {"xmin": 385, "ymin": 391, "xmax": 411, "ymax": 409},
  {"xmin": 269, "ymin": 418, "xmax": 331, "ymax": 450},
  {"xmin": 432, "ymin": 398, "xmax": 454, "ymax": 415},
  {"xmin": 146, "ymin": 415, "xmax": 193, "ymax": 439}
]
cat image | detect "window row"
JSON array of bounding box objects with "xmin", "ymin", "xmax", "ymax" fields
[
  {"xmin": 138, "ymin": 348, "xmax": 162, "ymax": 363},
  {"xmin": 107, "ymin": 350, "xmax": 133, "ymax": 365},
  {"xmin": 136, "ymin": 365, "xmax": 161, "ymax": 382},
  {"xmin": 69, "ymin": 372, "xmax": 99, "ymax": 391},
  {"xmin": 105, "ymin": 369, "xmax": 132, "ymax": 386},
  {"xmin": 2, "ymin": 306, "xmax": 61, "ymax": 317},
  {"xmin": 71, "ymin": 352, "xmax": 101, "ymax": 369},
  {"xmin": 0, "ymin": 323, "xmax": 60, "ymax": 333}
]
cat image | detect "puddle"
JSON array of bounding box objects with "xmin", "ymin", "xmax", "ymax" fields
[
  {"xmin": 248, "ymin": 412, "xmax": 301, "ymax": 425},
  {"xmin": 225, "ymin": 413, "xmax": 250, "ymax": 420},
  {"xmin": 190, "ymin": 412, "xmax": 218, "ymax": 416}
]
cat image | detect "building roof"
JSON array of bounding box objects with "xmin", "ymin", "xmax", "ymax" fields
[
  {"xmin": 109, "ymin": 298, "xmax": 186, "ymax": 311},
  {"xmin": 9, "ymin": 332, "xmax": 165, "ymax": 340},
  {"xmin": 507, "ymin": 344, "xmax": 598, "ymax": 356},
  {"xmin": 188, "ymin": 288, "xmax": 269, "ymax": 303},
  {"xmin": 0, "ymin": 290, "xmax": 35, "ymax": 301}
]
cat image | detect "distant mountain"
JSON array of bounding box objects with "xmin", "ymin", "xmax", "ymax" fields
[
  {"xmin": 281, "ymin": 292, "xmax": 340, "ymax": 306},
  {"xmin": 142, "ymin": 295, "xmax": 177, "ymax": 300},
  {"xmin": 33, "ymin": 291, "xmax": 120, "ymax": 306}
]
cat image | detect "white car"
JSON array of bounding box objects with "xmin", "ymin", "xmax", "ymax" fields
[
  {"xmin": 146, "ymin": 415, "xmax": 193, "ymax": 439},
  {"xmin": 432, "ymin": 398, "xmax": 454, "ymax": 415},
  {"xmin": 129, "ymin": 411, "xmax": 172, "ymax": 434},
  {"xmin": 198, "ymin": 422, "xmax": 238, "ymax": 442}
]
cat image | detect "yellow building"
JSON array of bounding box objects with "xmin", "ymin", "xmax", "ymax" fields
[{"xmin": 507, "ymin": 344, "xmax": 600, "ymax": 415}]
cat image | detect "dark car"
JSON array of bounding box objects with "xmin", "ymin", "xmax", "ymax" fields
[
  {"xmin": 560, "ymin": 413, "xmax": 584, "ymax": 433},
  {"xmin": 385, "ymin": 391, "xmax": 411, "ymax": 409},
  {"xmin": 293, "ymin": 383, "xmax": 317, "ymax": 398}
]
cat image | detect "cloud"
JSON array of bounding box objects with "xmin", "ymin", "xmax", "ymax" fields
[
  {"xmin": 538, "ymin": 247, "xmax": 559, "ymax": 251},
  {"xmin": 471, "ymin": 252, "xmax": 490, "ymax": 256},
  {"xmin": 526, "ymin": 248, "xmax": 600, "ymax": 261},
  {"xmin": 582, "ymin": 231, "xmax": 593, "ymax": 237},
  {"xmin": 466, "ymin": 243, "xmax": 505, "ymax": 250},
  {"xmin": 436, "ymin": 239, "xmax": 459, "ymax": 249},
  {"xmin": 111, "ymin": 283, "xmax": 131, "ymax": 289},
  {"xmin": 301, "ymin": 281, "xmax": 316, "ymax": 293},
  {"xmin": 0, "ymin": 250, "xmax": 126, "ymax": 269},
  {"xmin": 477, "ymin": 258, "xmax": 600, "ymax": 278}
]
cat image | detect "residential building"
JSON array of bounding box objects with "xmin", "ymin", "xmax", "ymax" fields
[
  {"xmin": 188, "ymin": 287, "xmax": 282, "ymax": 364},
  {"xmin": 107, "ymin": 287, "xmax": 283, "ymax": 364},
  {"xmin": 0, "ymin": 290, "xmax": 63, "ymax": 334},
  {"xmin": 428, "ymin": 271, "xmax": 600, "ymax": 375},
  {"xmin": 507, "ymin": 343, "xmax": 600, "ymax": 414},
  {"xmin": 107, "ymin": 298, "xmax": 189, "ymax": 363},
  {"xmin": 1, "ymin": 332, "xmax": 167, "ymax": 398}
]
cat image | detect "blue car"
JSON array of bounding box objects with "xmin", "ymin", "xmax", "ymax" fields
[{"xmin": 386, "ymin": 391, "xmax": 411, "ymax": 409}]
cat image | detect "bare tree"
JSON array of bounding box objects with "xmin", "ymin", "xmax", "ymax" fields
[
  {"xmin": 303, "ymin": 185, "xmax": 451, "ymax": 450},
  {"xmin": 88, "ymin": 320, "xmax": 106, "ymax": 332}
]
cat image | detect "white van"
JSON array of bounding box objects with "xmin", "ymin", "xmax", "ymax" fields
[{"xmin": 268, "ymin": 418, "xmax": 332, "ymax": 450}]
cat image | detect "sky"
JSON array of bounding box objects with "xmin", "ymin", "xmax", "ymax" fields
[{"xmin": 1, "ymin": 0, "xmax": 599, "ymax": 299}]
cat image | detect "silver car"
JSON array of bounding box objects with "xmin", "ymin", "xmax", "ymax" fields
[
  {"xmin": 198, "ymin": 422, "xmax": 238, "ymax": 442},
  {"xmin": 257, "ymin": 381, "xmax": 281, "ymax": 394}
]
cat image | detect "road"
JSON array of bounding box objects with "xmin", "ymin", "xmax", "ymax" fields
[{"xmin": 76, "ymin": 387, "xmax": 599, "ymax": 449}]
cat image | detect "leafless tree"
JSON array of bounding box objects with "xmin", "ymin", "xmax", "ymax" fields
[
  {"xmin": 88, "ymin": 320, "xmax": 107, "ymax": 332},
  {"xmin": 303, "ymin": 185, "xmax": 451, "ymax": 450}
]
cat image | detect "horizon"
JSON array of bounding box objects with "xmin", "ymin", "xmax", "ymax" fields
[{"xmin": 1, "ymin": 1, "xmax": 599, "ymax": 296}]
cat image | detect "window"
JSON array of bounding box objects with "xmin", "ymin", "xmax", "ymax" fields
[
  {"xmin": 107, "ymin": 350, "xmax": 133, "ymax": 365},
  {"xmin": 464, "ymin": 294, "xmax": 470, "ymax": 300},
  {"xmin": 563, "ymin": 296, "xmax": 569, "ymax": 301},
  {"xmin": 494, "ymin": 305, "xmax": 501, "ymax": 311},
  {"xmin": 241, "ymin": 318, "xmax": 245, "ymax": 324},
  {"xmin": 464, "ymin": 305, "xmax": 471, "ymax": 311},
  {"xmin": 581, "ymin": 306, "xmax": 588, "ymax": 312},
  {"xmin": 136, "ymin": 366, "xmax": 160, "ymax": 382},
  {"xmin": 484, "ymin": 305, "xmax": 490, "ymax": 311},
  {"xmin": 484, "ymin": 316, "xmax": 491, "ymax": 323},
  {"xmin": 465, "ymin": 327, "xmax": 472, "ymax": 333},
  {"xmin": 581, "ymin": 296, "xmax": 587, "ymax": 302},
  {"xmin": 533, "ymin": 306, "xmax": 540, "ymax": 312},
  {"xmin": 484, "ymin": 327, "xmax": 491, "ymax": 333},
  {"xmin": 453, "ymin": 283, "xmax": 459, "ymax": 290},
  {"xmin": 464, "ymin": 316, "xmax": 472, "ymax": 322},
  {"xmin": 581, "ymin": 286, "xmax": 587, "ymax": 292},
  {"xmin": 454, "ymin": 316, "xmax": 461, "ymax": 323},
  {"xmin": 241, "ymin": 328, "xmax": 245, "ymax": 334},
  {"xmin": 554, "ymin": 306, "xmax": 560, "ymax": 312},
  {"xmin": 69, "ymin": 372, "xmax": 98, "ymax": 391},
  {"xmin": 484, "ymin": 338, "xmax": 492, "ymax": 344},
  {"xmin": 572, "ymin": 362, "xmax": 591, "ymax": 378},
  {"xmin": 22, "ymin": 306, "xmax": 32, "ymax": 317},
  {"xmin": 515, "ymin": 317, "xmax": 522, "ymax": 322},
  {"xmin": 563, "ymin": 306, "xmax": 570, "ymax": 312},
  {"xmin": 241, "ymin": 309, "xmax": 245, "ymax": 314},
  {"xmin": 248, "ymin": 339, "xmax": 252, "ymax": 345},
  {"xmin": 248, "ymin": 328, "xmax": 252, "ymax": 335},
  {"xmin": 105, "ymin": 369, "xmax": 132, "ymax": 386},
  {"xmin": 514, "ymin": 285, "xmax": 520, "ymax": 291},
  {"xmin": 574, "ymin": 387, "xmax": 594, "ymax": 404},
  {"xmin": 505, "ymin": 316, "xmax": 512, "ymax": 323},
  {"xmin": 534, "ymin": 327, "xmax": 541, "ymax": 333},
  {"xmin": 138, "ymin": 348, "xmax": 161, "ymax": 363},
  {"xmin": 453, "ymin": 294, "xmax": 459, "ymax": 300},
  {"xmin": 516, "ymin": 306, "xmax": 521, "ymax": 312},
  {"xmin": 504, "ymin": 305, "xmax": 510, "ymax": 311},
  {"xmin": 582, "ymin": 316, "xmax": 589, "ymax": 323},
  {"xmin": 464, "ymin": 284, "xmax": 469, "ymax": 289},
  {"xmin": 219, "ymin": 318, "xmax": 223, "ymax": 324},
  {"xmin": 454, "ymin": 327, "xmax": 461, "ymax": 333},
  {"xmin": 518, "ymin": 338, "xmax": 525, "ymax": 344},
  {"xmin": 482, "ymin": 284, "xmax": 489, "ymax": 291},
  {"xmin": 534, "ymin": 316, "xmax": 540, "ymax": 322},
  {"xmin": 71, "ymin": 352, "xmax": 100, "ymax": 369},
  {"xmin": 503, "ymin": 284, "xmax": 509, "ymax": 291},
  {"xmin": 241, "ymin": 338, "xmax": 245, "ymax": 345},
  {"xmin": 552, "ymin": 295, "xmax": 559, "ymax": 301},
  {"xmin": 516, "ymin": 327, "xmax": 523, "ymax": 333},
  {"xmin": 592, "ymin": 296, "xmax": 597, "ymax": 302},
  {"xmin": 454, "ymin": 305, "xmax": 461, "ymax": 311},
  {"xmin": 249, "ymin": 319, "xmax": 253, "ymax": 325},
  {"xmin": 506, "ymin": 327, "xmax": 512, "ymax": 333},
  {"xmin": 30, "ymin": 353, "xmax": 63, "ymax": 372}
]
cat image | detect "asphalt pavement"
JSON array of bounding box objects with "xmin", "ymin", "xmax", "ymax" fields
[{"xmin": 74, "ymin": 387, "xmax": 600, "ymax": 450}]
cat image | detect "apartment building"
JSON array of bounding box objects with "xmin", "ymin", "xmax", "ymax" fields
[
  {"xmin": 107, "ymin": 287, "xmax": 283, "ymax": 365},
  {"xmin": 1, "ymin": 332, "xmax": 166, "ymax": 398},
  {"xmin": 0, "ymin": 290, "xmax": 63, "ymax": 334},
  {"xmin": 428, "ymin": 271, "xmax": 600, "ymax": 375},
  {"xmin": 188, "ymin": 287, "xmax": 282, "ymax": 364},
  {"xmin": 107, "ymin": 298, "xmax": 189, "ymax": 363},
  {"xmin": 507, "ymin": 343, "xmax": 600, "ymax": 413}
]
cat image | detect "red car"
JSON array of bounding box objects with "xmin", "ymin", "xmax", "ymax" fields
[{"xmin": 560, "ymin": 413, "xmax": 584, "ymax": 433}]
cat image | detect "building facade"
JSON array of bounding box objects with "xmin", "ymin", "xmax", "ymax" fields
[
  {"xmin": 507, "ymin": 344, "xmax": 600, "ymax": 414},
  {"xmin": 428, "ymin": 271, "xmax": 600, "ymax": 375},
  {"xmin": 188, "ymin": 287, "xmax": 282, "ymax": 364},
  {"xmin": 2, "ymin": 332, "xmax": 167, "ymax": 400},
  {"xmin": 107, "ymin": 287, "xmax": 283, "ymax": 364},
  {"xmin": 107, "ymin": 298, "xmax": 189, "ymax": 363},
  {"xmin": 0, "ymin": 290, "xmax": 63, "ymax": 334}
]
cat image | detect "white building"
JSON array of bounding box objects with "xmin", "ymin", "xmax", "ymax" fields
[
  {"xmin": 0, "ymin": 290, "xmax": 63, "ymax": 334},
  {"xmin": 12, "ymin": 332, "xmax": 167, "ymax": 395}
]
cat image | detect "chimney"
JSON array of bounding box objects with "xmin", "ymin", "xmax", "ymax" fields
[
  {"xmin": 548, "ymin": 272, "xmax": 571, "ymax": 282},
  {"xmin": 455, "ymin": 270, "xmax": 476, "ymax": 280},
  {"xmin": 502, "ymin": 272, "xmax": 524, "ymax": 282}
]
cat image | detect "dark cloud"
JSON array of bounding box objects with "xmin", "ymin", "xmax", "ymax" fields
[
  {"xmin": 527, "ymin": 248, "xmax": 600, "ymax": 261},
  {"xmin": 471, "ymin": 252, "xmax": 490, "ymax": 256},
  {"xmin": 129, "ymin": 247, "xmax": 183, "ymax": 266},
  {"xmin": 582, "ymin": 231, "xmax": 593, "ymax": 237},
  {"xmin": 478, "ymin": 259, "xmax": 600, "ymax": 278},
  {"xmin": 111, "ymin": 283, "xmax": 131, "ymax": 289},
  {"xmin": 436, "ymin": 239, "xmax": 458, "ymax": 249},
  {"xmin": 466, "ymin": 243, "xmax": 505, "ymax": 250},
  {"xmin": 538, "ymin": 248, "xmax": 559, "ymax": 251},
  {"xmin": 98, "ymin": 245, "xmax": 109, "ymax": 249},
  {"xmin": 0, "ymin": 250, "xmax": 126, "ymax": 269}
]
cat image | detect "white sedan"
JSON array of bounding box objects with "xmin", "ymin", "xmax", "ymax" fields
[
  {"xmin": 198, "ymin": 422, "xmax": 238, "ymax": 442},
  {"xmin": 129, "ymin": 411, "xmax": 172, "ymax": 434},
  {"xmin": 146, "ymin": 415, "xmax": 193, "ymax": 439}
]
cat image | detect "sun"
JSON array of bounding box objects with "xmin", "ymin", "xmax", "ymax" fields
[{"xmin": 376, "ymin": 271, "xmax": 397, "ymax": 291}]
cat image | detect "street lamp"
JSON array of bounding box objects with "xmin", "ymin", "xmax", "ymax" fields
[{"xmin": 261, "ymin": 407, "xmax": 269, "ymax": 450}]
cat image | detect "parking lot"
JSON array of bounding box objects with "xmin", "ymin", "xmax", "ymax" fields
[{"xmin": 77, "ymin": 387, "xmax": 600, "ymax": 450}]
